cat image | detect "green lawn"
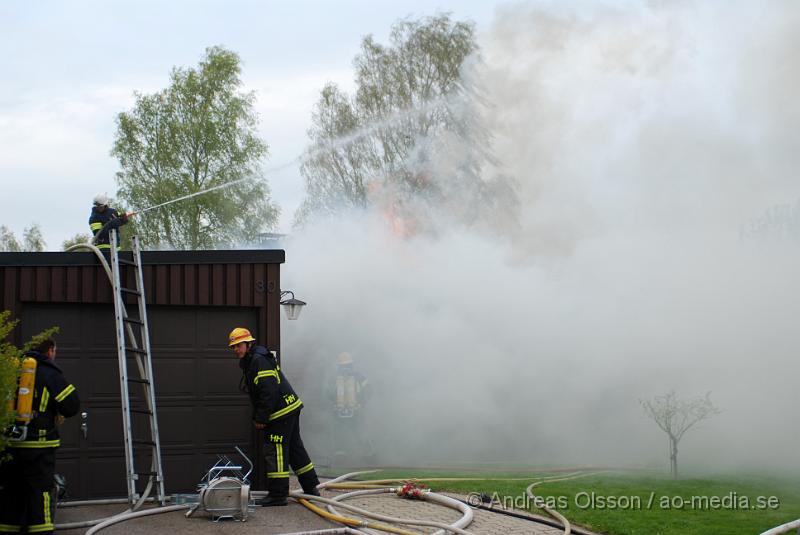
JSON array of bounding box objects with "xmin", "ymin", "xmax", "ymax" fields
[{"xmin": 344, "ymin": 469, "xmax": 800, "ymax": 535}]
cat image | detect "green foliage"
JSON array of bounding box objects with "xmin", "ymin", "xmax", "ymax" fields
[
  {"xmin": 112, "ymin": 46, "xmax": 279, "ymax": 249},
  {"xmin": 0, "ymin": 311, "xmax": 59, "ymax": 454},
  {"xmin": 62, "ymin": 232, "xmax": 93, "ymax": 251},
  {"xmin": 296, "ymin": 14, "xmax": 518, "ymax": 231},
  {"xmin": 0, "ymin": 226, "xmax": 20, "ymax": 252},
  {"xmin": 22, "ymin": 225, "xmax": 46, "ymax": 252},
  {"xmin": 0, "ymin": 224, "xmax": 46, "ymax": 252}
]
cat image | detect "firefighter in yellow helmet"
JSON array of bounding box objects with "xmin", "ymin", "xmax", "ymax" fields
[
  {"xmin": 0, "ymin": 338, "xmax": 80, "ymax": 534},
  {"xmin": 331, "ymin": 352, "xmax": 373, "ymax": 464},
  {"xmin": 228, "ymin": 327, "xmax": 320, "ymax": 506}
]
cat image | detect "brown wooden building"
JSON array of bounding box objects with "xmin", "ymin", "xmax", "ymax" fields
[{"xmin": 0, "ymin": 249, "xmax": 285, "ymax": 498}]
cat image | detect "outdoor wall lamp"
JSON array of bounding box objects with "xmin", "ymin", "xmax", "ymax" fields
[{"xmin": 280, "ymin": 290, "xmax": 307, "ymax": 320}]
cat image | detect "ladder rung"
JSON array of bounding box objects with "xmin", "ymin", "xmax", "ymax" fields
[
  {"xmin": 114, "ymin": 236, "xmax": 166, "ymax": 505},
  {"xmin": 120, "ymin": 287, "xmax": 141, "ymax": 296},
  {"xmin": 127, "ymin": 378, "xmax": 151, "ymax": 385}
]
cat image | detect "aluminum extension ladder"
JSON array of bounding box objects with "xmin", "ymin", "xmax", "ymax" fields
[{"xmin": 108, "ymin": 230, "xmax": 166, "ymax": 507}]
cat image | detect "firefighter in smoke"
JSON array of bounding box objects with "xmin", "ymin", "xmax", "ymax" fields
[
  {"xmin": 0, "ymin": 338, "xmax": 80, "ymax": 534},
  {"xmin": 88, "ymin": 194, "xmax": 134, "ymax": 249},
  {"xmin": 331, "ymin": 352, "xmax": 374, "ymax": 463},
  {"xmin": 228, "ymin": 327, "xmax": 320, "ymax": 506}
]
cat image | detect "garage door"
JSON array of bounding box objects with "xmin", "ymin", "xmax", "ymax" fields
[{"xmin": 22, "ymin": 303, "xmax": 258, "ymax": 499}]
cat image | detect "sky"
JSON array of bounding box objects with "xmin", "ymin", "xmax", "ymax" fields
[{"xmin": 0, "ymin": 0, "xmax": 498, "ymax": 247}]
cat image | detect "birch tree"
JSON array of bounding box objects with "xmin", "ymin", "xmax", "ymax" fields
[
  {"xmin": 113, "ymin": 46, "xmax": 278, "ymax": 249},
  {"xmin": 296, "ymin": 14, "xmax": 517, "ymax": 231}
]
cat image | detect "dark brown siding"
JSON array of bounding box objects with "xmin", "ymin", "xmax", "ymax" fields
[
  {"xmin": 0, "ymin": 250, "xmax": 285, "ymax": 498},
  {"xmin": 21, "ymin": 304, "xmax": 257, "ymax": 497},
  {"xmin": 0, "ymin": 251, "xmax": 283, "ymax": 350}
]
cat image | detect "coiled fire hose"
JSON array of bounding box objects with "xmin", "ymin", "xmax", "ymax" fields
[
  {"xmin": 270, "ymin": 470, "xmax": 475, "ymax": 535},
  {"xmin": 309, "ymin": 470, "xmax": 602, "ymax": 535}
]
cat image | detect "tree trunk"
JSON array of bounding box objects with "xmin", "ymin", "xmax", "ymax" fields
[{"xmin": 670, "ymin": 437, "xmax": 679, "ymax": 479}]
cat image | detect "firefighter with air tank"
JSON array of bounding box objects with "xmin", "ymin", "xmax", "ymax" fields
[
  {"xmin": 331, "ymin": 352, "xmax": 374, "ymax": 464},
  {"xmin": 1, "ymin": 338, "xmax": 80, "ymax": 534}
]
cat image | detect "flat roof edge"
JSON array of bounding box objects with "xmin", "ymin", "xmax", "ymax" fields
[{"xmin": 0, "ymin": 249, "xmax": 286, "ymax": 267}]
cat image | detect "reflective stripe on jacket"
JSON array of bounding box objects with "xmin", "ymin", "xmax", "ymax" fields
[
  {"xmin": 9, "ymin": 351, "xmax": 80, "ymax": 449},
  {"xmin": 88, "ymin": 206, "xmax": 128, "ymax": 246},
  {"xmin": 240, "ymin": 345, "xmax": 302, "ymax": 424}
]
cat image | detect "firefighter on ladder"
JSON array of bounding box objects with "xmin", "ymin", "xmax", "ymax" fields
[
  {"xmin": 88, "ymin": 194, "xmax": 134, "ymax": 250},
  {"xmin": 0, "ymin": 338, "xmax": 80, "ymax": 534},
  {"xmin": 228, "ymin": 327, "xmax": 320, "ymax": 506}
]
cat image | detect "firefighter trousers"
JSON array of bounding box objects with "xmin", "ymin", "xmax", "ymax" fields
[
  {"xmin": 0, "ymin": 448, "xmax": 56, "ymax": 534},
  {"xmin": 263, "ymin": 411, "xmax": 320, "ymax": 498}
]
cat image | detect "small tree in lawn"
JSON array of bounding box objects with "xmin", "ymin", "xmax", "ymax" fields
[{"xmin": 640, "ymin": 390, "xmax": 720, "ymax": 479}]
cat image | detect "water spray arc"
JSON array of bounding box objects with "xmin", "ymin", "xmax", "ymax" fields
[
  {"xmin": 133, "ymin": 162, "xmax": 297, "ymax": 216},
  {"xmin": 130, "ymin": 95, "xmax": 452, "ymax": 217}
]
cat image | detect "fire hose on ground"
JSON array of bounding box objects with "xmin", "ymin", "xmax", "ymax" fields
[
  {"xmin": 290, "ymin": 470, "xmax": 595, "ymax": 535},
  {"xmin": 54, "ymin": 497, "xmax": 174, "ymax": 530},
  {"xmin": 83, "ymin": 504, "xmax": 191, "ymax": 535},
  {"xmin": 301, "ymin": 469, "xmax": 475, "ymax": 534},
  {"xmin": 758, "ymin": 518, "xmax": 800, "ymax": 535},
  {"xmin": 525, "ymin": 471, "xmax": 605, "ymax": 535},
  {"xmin": 306, "ymin": 470, "xmax": 602, "ymax": 535},
  {"xmin": 294, "ymin": 490, "xmax": 472, "ymax": 535},
  {"xmin": 56, "ymin": 466, "xmax": 596, "ymax": 534},
  {"xmin": 63, "ymin": 486, "xmax": 470, "ymax": 535},
  {"xmin": 318, "ymin": 487, "xmax": 474, "ymax": 535}
]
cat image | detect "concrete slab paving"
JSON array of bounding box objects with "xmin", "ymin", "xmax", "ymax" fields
[
  {"xmin": 56, "ymin": 500, "xmax": 339, "ymax": 535},
  {"xmin": 54, "ymin": 479, "xmax": 598, "ymax": 535}
]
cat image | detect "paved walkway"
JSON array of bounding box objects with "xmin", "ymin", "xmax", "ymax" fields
[{"xmin": 55, "ymin": 478, "xmax": 597, "ymax": 535}]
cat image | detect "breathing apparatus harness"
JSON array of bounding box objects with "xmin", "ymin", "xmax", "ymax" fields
[{"xmin": 5, "ymin": 355, "xmax": 38, "ymax": 441}]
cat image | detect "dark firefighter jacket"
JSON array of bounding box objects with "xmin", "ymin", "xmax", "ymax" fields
[
  {"xmin": 10, "ymin": 351, "xmax": 80, "ymax": 449},
  {"xmin": 88, "ymin": 206, "xmax": 128, "ymax": 249},
  {"xmin": 239, "ymin": 345, "xmax": 302, "ymax": 425}
]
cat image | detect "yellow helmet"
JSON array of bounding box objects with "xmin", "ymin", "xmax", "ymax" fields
[
  {"xmin": 337, "ymin": 352, "xmax": 353, "ymax": 365},
  {"xmin": 228, "ymin": 327, "xmax": 255, "ymax": 347}
]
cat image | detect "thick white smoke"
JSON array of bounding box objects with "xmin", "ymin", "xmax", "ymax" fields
[{"xmin": 282, "ymin": 1, "xmax": 800, "ymax": 474}]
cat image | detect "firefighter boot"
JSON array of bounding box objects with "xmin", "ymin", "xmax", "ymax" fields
[{"xmin": 257, "ymin": 495, "xmax": 288, "ymax": 507}]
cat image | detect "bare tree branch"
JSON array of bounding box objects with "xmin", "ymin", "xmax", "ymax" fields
[{"xmin": 640, "ymin": 390, "xmax": 720, "ymax": 478}]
